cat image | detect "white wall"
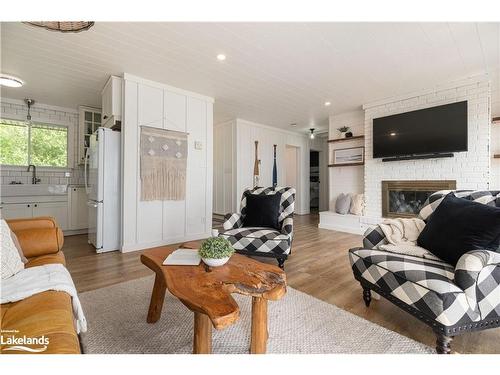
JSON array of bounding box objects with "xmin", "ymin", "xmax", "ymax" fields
[
  {"xmin": 121, "ymin": 74, "xmax": 214, "ymax": 252},
  {"xmin": 363, "ymin": 78, "xmax": 492, "ymax": 219},
  {"xmin": 285, "ymin": 146, "xmax": 298, "ymax": 189},
  {"xmin": 213, "ymin": 120, "xmax": 236, "ymax": 214},
  {"xmin": 213, "ymin": 118, "xmax": 311, "ymax": 215},
  {"xmin": 328, "ymin": 110, "xmax": 365, "ymax": 211}
]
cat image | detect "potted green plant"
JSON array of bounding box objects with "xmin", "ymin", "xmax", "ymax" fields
[
  {"xmin": 337, "ymin": 126, "xmax": 351, "ymax": 138},
  {"xmin": 198, "ymin": 237, "xmax": 235, "ymax": 267}
]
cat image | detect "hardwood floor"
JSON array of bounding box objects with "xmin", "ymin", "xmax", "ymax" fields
[{"xmin": 64, "ymin": 214, "xmax": 500, "ymax": 354}]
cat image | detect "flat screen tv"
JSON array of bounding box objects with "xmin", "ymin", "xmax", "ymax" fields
[{"xmin": 372, "ymin": 101, "xmax": 468, "ymax": 159}]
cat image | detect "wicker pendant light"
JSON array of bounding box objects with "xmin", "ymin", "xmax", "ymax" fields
[{"xmin": 24, "ymin": 21, "xmax": 94, "ymax": 33}]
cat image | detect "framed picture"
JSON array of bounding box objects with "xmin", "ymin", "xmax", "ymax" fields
[{"xmin": 331, "ymin": 146, "xmax": 364, "ymax": 166}]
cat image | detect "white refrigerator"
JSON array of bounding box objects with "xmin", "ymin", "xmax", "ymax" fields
[{"xmin": 85, "ymin": 127, "xmax": 121, "ymax": 253}]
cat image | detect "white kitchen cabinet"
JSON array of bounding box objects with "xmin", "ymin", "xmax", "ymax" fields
[
  {"xmin": 78, "ymin": 106, "xmax": 102, "ymax": 165},
  {"xmin": 101, "ymin": 75, "xmax": 122, "ymax": 128},
  {"xmin": 33, "ymin": 202, "xmax": 69, "ymax": 231},
  {"xmin": 0, "ymin": 203, "xmax": 33, "ymax": 220},
  {"xmin": 1, "ymin": 200, "xmax": 68, "ymax": 231},
  {"xmin": 68, "ymin": 186, "xmax": 88, "ymax": 230}
]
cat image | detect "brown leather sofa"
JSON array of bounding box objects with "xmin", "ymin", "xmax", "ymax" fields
[{"xmin": 1, "ymin": 217, "xmax": 81, "ymax": 354}]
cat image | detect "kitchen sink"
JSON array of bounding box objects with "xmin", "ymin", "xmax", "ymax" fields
[{"xmin": 0, "ymin": 184, "xmax": 68, "ymax": 197}]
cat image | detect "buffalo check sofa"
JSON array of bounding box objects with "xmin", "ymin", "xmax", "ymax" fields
[
  {"xmin": 220, "ymin": 186, "xmax": 295, "ymax": 269},
  {"xmin": 349, "ymin": 190, "xmax": 500, "ymax": 354}
]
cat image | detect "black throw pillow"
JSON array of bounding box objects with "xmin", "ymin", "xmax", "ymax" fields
[
  {"xmin": 417, "ymin": 193, "xmax": 500, "ymax": 265},
  {"xmin": 243, "ymin": 192, "xmax": 282, "ymax": 230}
]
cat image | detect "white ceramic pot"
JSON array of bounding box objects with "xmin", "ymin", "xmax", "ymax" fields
[{"xmin": 202, "ymin": 257, "xmax": 230, "ymax": 267}]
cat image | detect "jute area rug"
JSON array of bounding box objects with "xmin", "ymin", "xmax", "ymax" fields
[{"xmin": 79, "ymin": 275, "xmax": 433, "ymax": 354}]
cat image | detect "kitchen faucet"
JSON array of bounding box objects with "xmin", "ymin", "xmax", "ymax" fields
[{"xmin": 27, "ymin": 164, "xmax": 41, "ymax": 184}]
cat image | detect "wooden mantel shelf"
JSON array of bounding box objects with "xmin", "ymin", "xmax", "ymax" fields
[{"xmin": 328, "ymin": 135, "xmax": 364, "ymax": 143}]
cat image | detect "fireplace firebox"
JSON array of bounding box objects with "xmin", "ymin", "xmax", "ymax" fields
[{"xmin": 382, "ymin": 180, "xmax": 456, "ymax": 218}]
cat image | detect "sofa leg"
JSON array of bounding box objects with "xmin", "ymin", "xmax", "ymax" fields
[
  {"xmin": 362, "ymin": 287, "xmax": 371, "ymax": 307},
  {"xmin": 277, "ymin": 257, "xmax": 286, "ymax": 270},
  {"xmin": 435, "ymin": 333, "xmax": 453, "ymax": 354}
]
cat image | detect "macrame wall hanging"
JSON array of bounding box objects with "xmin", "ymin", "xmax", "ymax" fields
[{"xmin": 140, "ymin": 126, "xmax": 188, "ymax": 201}]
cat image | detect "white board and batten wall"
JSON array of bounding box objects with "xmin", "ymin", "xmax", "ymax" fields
[
  {"xmin": 213, "ymin": 118, "xmax": 311, "ymax": 216},
  {"xmin": 121, "ymin": 73, "xmax": 214, "ymax": 252}
]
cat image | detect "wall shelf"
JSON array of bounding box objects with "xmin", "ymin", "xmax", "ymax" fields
[
  {"xmin": 494, "ymin": 154, "xmax": 500, "ymax": 159},
  {"xmin": 329, "ymin": 162, "xmax": 364, "ymax": 167},
  {"xmin": 492, "ymin": 117, "xmax": 500, "ymax": 124},
  {"xmin": 328, "ymin": 135, "xmax": 364, "ymax": 143}
]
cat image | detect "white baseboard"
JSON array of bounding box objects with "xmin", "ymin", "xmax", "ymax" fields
[
  {"xmin": 63, "ymin": 229, "xmax": 88, "ymax": 236},
  {"xmin": 120, "ymin": 232, "xmax": 212, "ymax": 253}
]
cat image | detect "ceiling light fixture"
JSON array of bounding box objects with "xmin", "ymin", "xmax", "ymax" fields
[
  {"xmin": 309, "ymin": 128, "xmax": 315, "ymax": 140},
  {"xmin": 216, "ymin": 54, "xmax": 226, "ymax": 61},
  {"xmin": 290, "ymin": 123, "xmax": 297, "ymax": 127},
  {"xmin": 0, "ymin": 74, "xmax": 24, "ymax": 88},
  {"xmin": 324, "ymin": 101, "xmax": 331, "ymax": 107},
  {"xmin": 390, "ymin": 132, "xmax": 397, "ymax": 136},
  {"xmin": 24, "ymin": 21, "xmax": 94, "ymax": 33},
  {"xmin": 24, "ymin": 98, "xmax": 35, "ymax": 125}
]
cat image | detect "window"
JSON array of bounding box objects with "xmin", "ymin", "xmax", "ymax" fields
[{"xmin": 0, "ymin": 119, "xmax": 68, "ymax": 167}]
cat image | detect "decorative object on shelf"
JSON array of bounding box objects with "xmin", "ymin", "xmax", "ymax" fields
[
  {"xmin": 345, "ymin": 131, "xmax": 353, "ymax": 138},
  {"xmin": 337, "ymin": 126, "xmax": 350, "ymax": 138},
  {"xmin": 331, "ymin": 146, "xmax": 364, "ymax": 167},
  {"xmin": 253, "ymin": 141, "xmax": 260, "ymax": 187},
  {"xmin": 328, "ymin": 135, "xmax": 364, "ymax": 143},
  {"xmin": 272, "ymin": 144, "xmax": 278, "ymax": 188},
  {"xmin": 140, "ymin": 126, "xmax": 188, "ymax": 201},
  {"xmin": 24, "ymin": 21, "xmax": 94, "ymax": 33},
  {"xmin": 198, "ymin": 237, "xmax": 235, "ymax": 267}
]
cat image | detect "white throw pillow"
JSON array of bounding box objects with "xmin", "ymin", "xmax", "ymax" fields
[
  {"xmin": 335, "ymin": 193, "xmax": 352, "ymax": 215},
  {"xmin": 350, "ymin": 194, "xmax": 365, "ymax": 216},
  {"xmin": 1, "ymin": 219, "xmax": 25, "ymax": 279}
]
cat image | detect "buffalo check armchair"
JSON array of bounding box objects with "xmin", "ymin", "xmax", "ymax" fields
[
  {"xmin": 220, "ymin": 186, "xmax": 296, "ymax": 269},
  {"xmin": 349, "ymin": 190, "xmax": 500, "ymax": 354}
]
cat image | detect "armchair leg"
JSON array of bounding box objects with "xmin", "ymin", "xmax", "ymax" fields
[
  {"xmin": 277, "ymin": 257, "xmax": 286, "ymax": 270},
  {"xmin": 362, "ymin": 286, "xmax": 371, "ymax": 307},
  {"xmin": 435, "ymin": 333, "xmax": 453, "ymax": 354}
]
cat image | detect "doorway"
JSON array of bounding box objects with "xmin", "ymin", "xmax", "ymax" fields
[{"xmin": 310, "ymin": 150, "xmax": 320, "ymax": 213}]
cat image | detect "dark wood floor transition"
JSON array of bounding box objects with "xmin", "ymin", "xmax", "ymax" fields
[{"xmin": 64, "ymin": 214, "xmax": 500, "ymax": 353}]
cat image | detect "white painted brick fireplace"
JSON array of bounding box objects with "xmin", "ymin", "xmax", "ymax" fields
[{"xmin": 363, "ymin": 78, "xmax": 492, "ymax": 219}]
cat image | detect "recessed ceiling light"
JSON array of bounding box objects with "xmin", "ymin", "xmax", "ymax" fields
[
  {"xmin": 216, "ymin": 54, "xmax": 226, "ymax": 61},
  {"xmin": 0, "ymin": 74, "xmax": 24, "ymax": 88},
  {"xmin": 390, "ymin": 132, "xmax": 397, "ymax": 136},
  {"xmin": 290, "ymin": 123, "xmax": 297, "ymax": 127},
  {"xmin": 324, "ymin": 101, "xmax": 331, "ymax": 107}
]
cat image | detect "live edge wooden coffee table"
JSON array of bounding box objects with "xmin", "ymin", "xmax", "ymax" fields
[{"xmin": 140, "ymin": 242, "xmax": 287, "ymax": 354}]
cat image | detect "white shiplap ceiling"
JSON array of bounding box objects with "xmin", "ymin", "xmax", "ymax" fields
[{"xmin": 1, "ymin": 22, "xmax": 499, "ymax": 133}]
